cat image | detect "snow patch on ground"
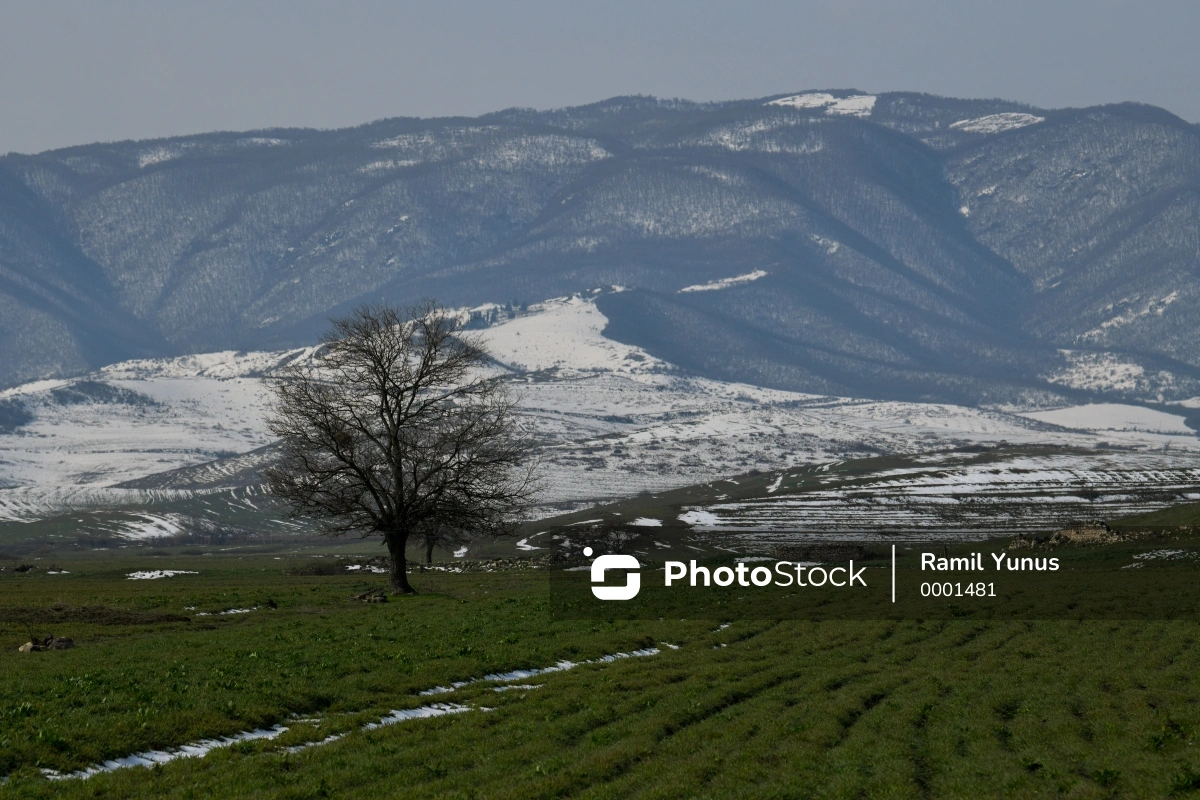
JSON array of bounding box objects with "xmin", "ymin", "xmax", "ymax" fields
[
  {"xmin": 1078, "ymin": 292, "xmax": 1180, "ymax": 343},
  {"xmin": 43, "ymin": 726, "xmax": 288, "ymax": 781},
  {"xmin": 0, "ymin": 371, "xmax": 280, "ymax": 490},
  {"xmin": 419, "ymin": 647, "xmax": 662, "ymax": 696},
  {"xmin": 630, "ymin": 517, "xmax": 662, "ymax": 527},
  {"xmin": 949, "ymin": 113, "xmax": 1044, "ymax": 134},
  {"xmin": 679, "ymin": 510, "xmax": 720, "ymax": 527},
  {"xmin": 1019, "ymin": 404, "xmax": 1193, "ymax": 435},
  {"xmin": 363, "ymin": 704, "xmax": 472, "ymax": 730},
  {"xmin": 677, "ymin": 451, "xmax": 1200, "ymax": 542},
  {"xmin": 689, "ymin": 119, "xmax": 826, "ymax": 153},
  {"xmin": 479, "ymin": 293, "xmax": 668, "ymax": 375},
  {"xmin": 127, "ymin": 570, "xmax": 198, "ymax": 580},
  {"xmin": 194, "ymin": 607, "xmax": 256, "ymax": 616},
  {"xmin": 768, "ymin": 93, "xmax": 876, "ymax": 117},
  {"xmin": 238, "ymin": 138, "xmax": 288, "ymax": 147},
  {"xmin": 357, "ymin": 159, "xmax": 420, "ymax": 173},
  {"xmin": 100, "ymin": 348, "xmax": 319, "ymax": 380},
  {"xmin": 810, "ymin": 235, "xmax": 839, "ymax": 254},
  {"xmin": 117, "ymin": 514, "xmax": 188, "ymax": 540},
  {"xmin": 1047, "ymin": 351, "xmax": 1151, "ymax": 394},
  {"xmin": 0, "ymin": 488, "xmax": 199, "ymax": 523},
  {"xmin": 138, "ymin": 146, "xmax": 187, "ymax": 168},
  {"xmin": 0, "ymin": 379, "xmax": 72, "ymax": 400},
  {"xmin": 1135, "ymin": 549, "xmax": 1197, "ymax": 561}
]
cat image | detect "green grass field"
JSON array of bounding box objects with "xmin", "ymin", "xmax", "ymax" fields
[
  {"xmin": 3, "ymin": 545, "xmax": 1200, "ymax": 798},
  {"xmin": 1111, "ymin": 502, "xmax": 1200, "ymax": 533}
]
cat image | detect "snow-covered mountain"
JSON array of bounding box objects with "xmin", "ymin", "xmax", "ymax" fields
[
  {"xmin": 3, "ymin": 294, "xmax": 1198, "ymax": 543},
  {"xmin": 3, "ymin": 91, "xmax": 1200, "ymax": 405}
]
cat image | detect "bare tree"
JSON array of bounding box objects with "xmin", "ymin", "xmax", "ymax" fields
[
  {"xmin": 265, "ymin": 301, "xmax": 538, "ymax": 594},
  {"xmin": 418, "ymin": 521, "xmax": 472, "ymax": 565}
]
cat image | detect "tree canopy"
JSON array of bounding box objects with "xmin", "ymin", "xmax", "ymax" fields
[{"xmin": 266, "ymin": 302, "xmax": 538, "ymax": 593}]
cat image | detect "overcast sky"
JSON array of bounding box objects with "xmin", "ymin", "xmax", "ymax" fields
[{"xmin": 2, "ymin": 0, "xmax": 1197, "ymax": 155}]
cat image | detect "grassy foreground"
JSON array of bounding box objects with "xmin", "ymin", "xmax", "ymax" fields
[{"xmin": 2, "ymin": 551, "xmax": 1200, "ymax": 798}]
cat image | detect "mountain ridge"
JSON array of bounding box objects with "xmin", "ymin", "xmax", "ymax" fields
[{"xmin": 1, "ymin": 90, "xmax": 1197, "ymax": 405}]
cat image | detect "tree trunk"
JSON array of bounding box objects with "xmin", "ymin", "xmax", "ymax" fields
[
  {"xmin": 425, "ymin": 535, "xmax": 435, "ymax": 565},
  {"xmin": 386, "ymin": 532, "xmax": 415, "ymax": 595}
]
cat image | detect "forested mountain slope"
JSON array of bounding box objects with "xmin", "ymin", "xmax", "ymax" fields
[{"xmin": 1, "ymin": 91, "xmax": 1196, "ymax": 404}]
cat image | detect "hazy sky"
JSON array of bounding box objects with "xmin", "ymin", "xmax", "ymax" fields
[{"xmin": 2, "ymin": 0, "xmax": 1198, "ymax": 155}]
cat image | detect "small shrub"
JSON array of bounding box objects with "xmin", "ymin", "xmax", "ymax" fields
[
  {"xmin": 1170, "ymin": 766, "xmax": 1200, "ymax": 794},
  {"xmin": 994, "ymin": 698, "xmax": 1022, "ymax": 721}
]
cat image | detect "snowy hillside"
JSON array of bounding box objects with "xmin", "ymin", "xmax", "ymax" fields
[
  {"xmin": 674, "ymin": 450, "xmax": 1200, "ymax": 544},
  {"xmin": 2, "ymin": 293, "xmax": 1197, "ymax": 541}
]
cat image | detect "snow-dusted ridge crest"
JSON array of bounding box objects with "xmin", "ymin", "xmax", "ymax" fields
[
  {"xmin": 767, "ymin": 93, "xmax": 876, "ymax": 117},
  {"xmin": 99, "ymin": 347, "xmax": 322, "ymax": 381}
]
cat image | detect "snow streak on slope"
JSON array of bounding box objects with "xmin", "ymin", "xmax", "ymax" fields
[
  {"xmin": 679, "ymin": 270, "xmax": 768, "ymax": 293},
  {"xmin": 949, "ymin": 113, "xmax": 1044, "ymax": 133},
  {"xmin": 1077, "ymin": 292, "xmax": 1180, "ymax": 342},
  {"xmin": 0, "ymin": 488, "xmax": 201, "ymax": 523},
  {"xmin": 1046, "ymin": 351, "xmax": 1156, "ymax": 395},
  {"xmin": 678, "ymin": 451, "xmax": 1200, "ymax": 544}
]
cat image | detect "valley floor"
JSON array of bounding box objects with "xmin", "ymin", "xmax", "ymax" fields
[{"xmin": 2, "ymin": 549, "xmax": 1199, "ymax": 798}]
